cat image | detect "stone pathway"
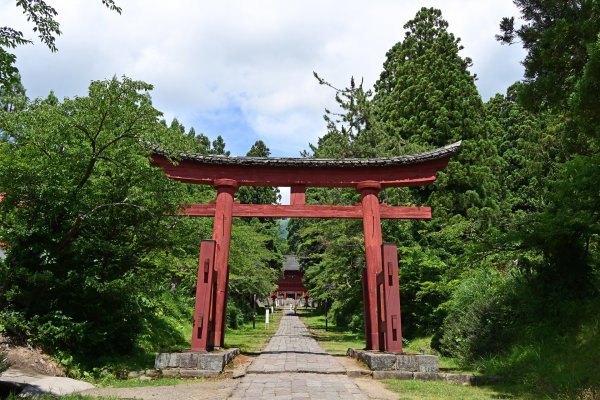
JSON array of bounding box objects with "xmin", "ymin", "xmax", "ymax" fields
[{"xmin": 231, "ymin": 311, "xmax": 369, "ymax": 399}]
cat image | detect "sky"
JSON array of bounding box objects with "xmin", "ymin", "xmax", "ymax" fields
[{"xmin": 3, "ymin": 0, "xmax": 526, "ymax": 160}]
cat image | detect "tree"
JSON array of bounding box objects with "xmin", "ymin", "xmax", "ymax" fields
[
  {"xmin": 497, "ymin": 1, "xmax": 600, "ymax": 293},
  {"xmin": 210, "ymin": 135, "xmax": 230, "ymax": 156},
  {"xmin": 497, "ymin": 0, "xmax": 600, "ymax": 111},
  {"xmin": 0, "ymin": 77, "xmax": 201, "ymax": 358},
  {"xmin": 373, "ymin": 7, "xmax": 482, "ymax": 151},
  {"xmin": 373, "ymin": 8, "xmax": 494, "ymax": 336},
  {"xmin": 237, "ymin": 140, "xmax": 280, "ymax": 205},
  {"xmin": 295, "ymin": 7, "xmax": 492, "ymax": 336},
  {"xmin": 0, "ymin": 76, "xmax": 283, "ymax": 364}
]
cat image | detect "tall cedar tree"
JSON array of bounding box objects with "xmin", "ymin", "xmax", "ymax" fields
[{"xmin": 293, "ymin": 8, "xmax": 498, "ymax": 336}]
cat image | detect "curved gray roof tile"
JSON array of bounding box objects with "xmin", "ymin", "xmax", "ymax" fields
[{"xmin": 156, "ymin": 141, "xmax": 461, "ymax": 168}]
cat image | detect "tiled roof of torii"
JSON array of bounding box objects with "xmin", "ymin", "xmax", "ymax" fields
[{"xmin": 156, "ymin": 141, "xmax": 461, "ymax": 168}]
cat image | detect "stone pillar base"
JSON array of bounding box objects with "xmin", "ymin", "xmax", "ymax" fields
[
  {"xmin": 154, "ymin": 348, "xmax": 239, "ymax": 377},
  {"xmin": 347, "ymin": 348, "xmax": 438, "ymax": 372}
]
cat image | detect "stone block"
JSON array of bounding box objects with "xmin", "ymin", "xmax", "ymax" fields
[
  {"xmin": 372, "ymin": 370, "xmax": 414, "ymax": 380},
  {"xmin": 179, "ymin": 369, "xmax": 219, "ymax": 378},
  {"xmin": 414, "ymin": 355, "xmax": 439, "ymax": 372},
  {"xmin": 144, "ymin": 369, "xmax": 159, "ymax": 377},
  {"xmin": 154, "ymin": 348, "xmax": 239, "ymax": 374},
  {"xmin": 161, "ymin": 369, "xmax": 180, "ymax": 377},
  {"xmin": 127, "ymin": 371, "xmax": 141, "ymax": 379},
  {"xmin": 347, "ymin": 349, "xmax": 439, "ymax": 373},
  {"xmin": 413, "ymin": 372, "xmax": 445, "ymax": 381},
  {"xmin": 197, "ymin": 354, "xmax": 225, "ymax": 370},
  {"xmin": 445, "ymin": 374, "xmax": 477, "ymax": 385}
]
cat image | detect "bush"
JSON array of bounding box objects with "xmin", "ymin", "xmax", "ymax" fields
[
  {"xmin": 226, "ymin": 298, "xmax": 254, "ymax": 329},
  {"xmin": 437, "ymin": 267, "xmax": 515, "ymax": 364}
]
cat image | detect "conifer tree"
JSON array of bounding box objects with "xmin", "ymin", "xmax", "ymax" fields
[{"xmin": 373, "ymin": 7, "xmax": 482, "ymax": 152}]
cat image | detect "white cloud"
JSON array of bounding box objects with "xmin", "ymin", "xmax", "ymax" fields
[{"xmin": 4, "ymin": 0, "xmax": 525, "ymax": 156}]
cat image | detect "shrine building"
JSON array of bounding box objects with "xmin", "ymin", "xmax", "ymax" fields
[{"xmin": 273, "ymin": 255, "xmax": 307, "ymax": 305}]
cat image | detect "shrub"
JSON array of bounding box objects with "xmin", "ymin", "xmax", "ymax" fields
[
  {"xmin": 437, "ymin": 267, "xmax": 515, "ymax": 364},
  {"xmin": 226, "ymin": 299, "xmax": 247, "ymax": 329}
]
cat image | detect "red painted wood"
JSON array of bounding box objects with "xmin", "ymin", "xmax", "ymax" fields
[
  {"xmin": 362, "ymin": 268, "xmax": 372, "ymax": 350},
  {"xmin": 153, "ymin": 148, "xmax": 458, "ymax": 353},
  {"xmin": 359, "ymin": 181, "xmax": 383, "ymax": 351},
  {"xmin": 152, "ymin": 155, "xmax": 449, "ymax": 188},
  {"xmin": 181, "ymin": 203, "xmax": 432, "ymax": 219},
  {"xmin": 290, "ymin": 186, "xmax": 306, "ymax": 205},
  {"xmin": 191, "ymin": 240, "xmax": 216, "ymax": 351},
  {"xmin": 211, "ymin": 180, "xmax": 237, "ymax": 348},
  {"xmin": 382, "ymin": 243, "xmax": 403, "ymax": 353},
  {"xmin": 277, "ymin": 271, "xmax": 308, "ymax": 293}
]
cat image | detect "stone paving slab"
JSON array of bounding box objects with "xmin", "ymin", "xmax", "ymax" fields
[
  {"xmin": 231, "ymin": 372, "xmax": 368, "ymax": 400},
  {"xmin": 245, "ymin": 312, "xmax": 345, "ymax": 375},
  {"xmin": 232, "ymin": 311, "xmax": 368, "ymax": 399}
]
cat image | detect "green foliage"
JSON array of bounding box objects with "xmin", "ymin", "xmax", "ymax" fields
[
  {"xmin": 299, "ymin": 310, "xmax": 364, "ymax": 355},
  {"xmin": 475, "ymin": 297, "xmax": 600, "ymax": 398},
  {"xmin": 437, "ymin": 268, "xmax": 515, "ymax": 363},
  {"xmin": 0, "ymin": 77, "xmax": 280, "ymax": 369},
  {"xmin": 0, "ymin": 350, "xmax": 10, "ymax": 374},
  {"xmin": 497, "ymin": 0, "xmax": 600, "ymax": 111},
  {"xmin": 373, "ymin": 7, "xmax": 481, "ymax": 149},
  {"xmin": 382, "ymin": 380, "xmax": 529, "ymax": 400},
  {"xmin": 296, "ymin": 7, "xmax": 489, "ymax": 339},
  {"xmin": 224, "ymin": 308, "xmax": 281, "ymax": 353},
  {"xmin": 0, "ymin": 77, "xmax": 196, "ymax": 359},
  {"xmin": 298, "ymin": 7, "xmax": 600, "ymax": 399}
]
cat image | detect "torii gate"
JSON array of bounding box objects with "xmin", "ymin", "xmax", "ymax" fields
[{"xmin": 152, "ymin": 141, "xmax": 460, "ymax": 353}]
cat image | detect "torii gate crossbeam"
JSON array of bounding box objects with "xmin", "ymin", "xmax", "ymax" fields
[{"xmin": 181, "ymin": 203, "xmax": 432, "ymax": 219}]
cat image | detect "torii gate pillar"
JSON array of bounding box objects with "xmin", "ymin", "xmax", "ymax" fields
[
  {"xmin": 358, "ymin": 181, "xmax": 383, "ymax": 350},
  {"xmin": 211, "ymin": 179, "xmax": 237, "ymax": 348}
]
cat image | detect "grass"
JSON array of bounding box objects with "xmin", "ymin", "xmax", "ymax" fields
[
  {"xmin": 467, "ymin": 298, "xmax": 600, "ymax": 399},
  {"xmin": 402, "ymin": 336, "xmax": 467, "ymax": 372},
  {"xmin": 86, "ymin": 303, "xmax": 280, "ymax": 387},
  {"xmin": 382, "ymin": 380, "xmax": 537, "ymax": 400},
  {"xmin": 298, "ymin": 308, "xmax": 364, "ymax": 355},
  {"xmin": 299, "ymin": 309, "xmax": 543, "ymax": 399},
  {"xmin": 298, "ymin": 308, "xmax": 465, "ymax": 371},
  {"xmin": 223, "ymin": 307, "xmax": 282, "ymax": 353}
]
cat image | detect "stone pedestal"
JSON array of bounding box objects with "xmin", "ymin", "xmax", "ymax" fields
[
  {"xmin": 347, "ymin": 348, "xmax": 438, "ymax": 372},
  {"xmin": 154, "ymin": 348, "xmax": 239, "ymax": 377}
]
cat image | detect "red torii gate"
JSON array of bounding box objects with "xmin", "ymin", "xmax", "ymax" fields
[{"xmin": 152, "ymin": 141, "xmax": 460, "ymax": 353}]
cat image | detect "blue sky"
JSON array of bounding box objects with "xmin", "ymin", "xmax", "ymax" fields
[{"xmin": 3, "ymin": 0, "xmax": 526, "ymax": 158}]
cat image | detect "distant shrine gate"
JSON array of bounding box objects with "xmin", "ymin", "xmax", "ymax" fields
[{"xmin": 152, "ymin": 141, "xmax": 460, "ymax": 353}]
